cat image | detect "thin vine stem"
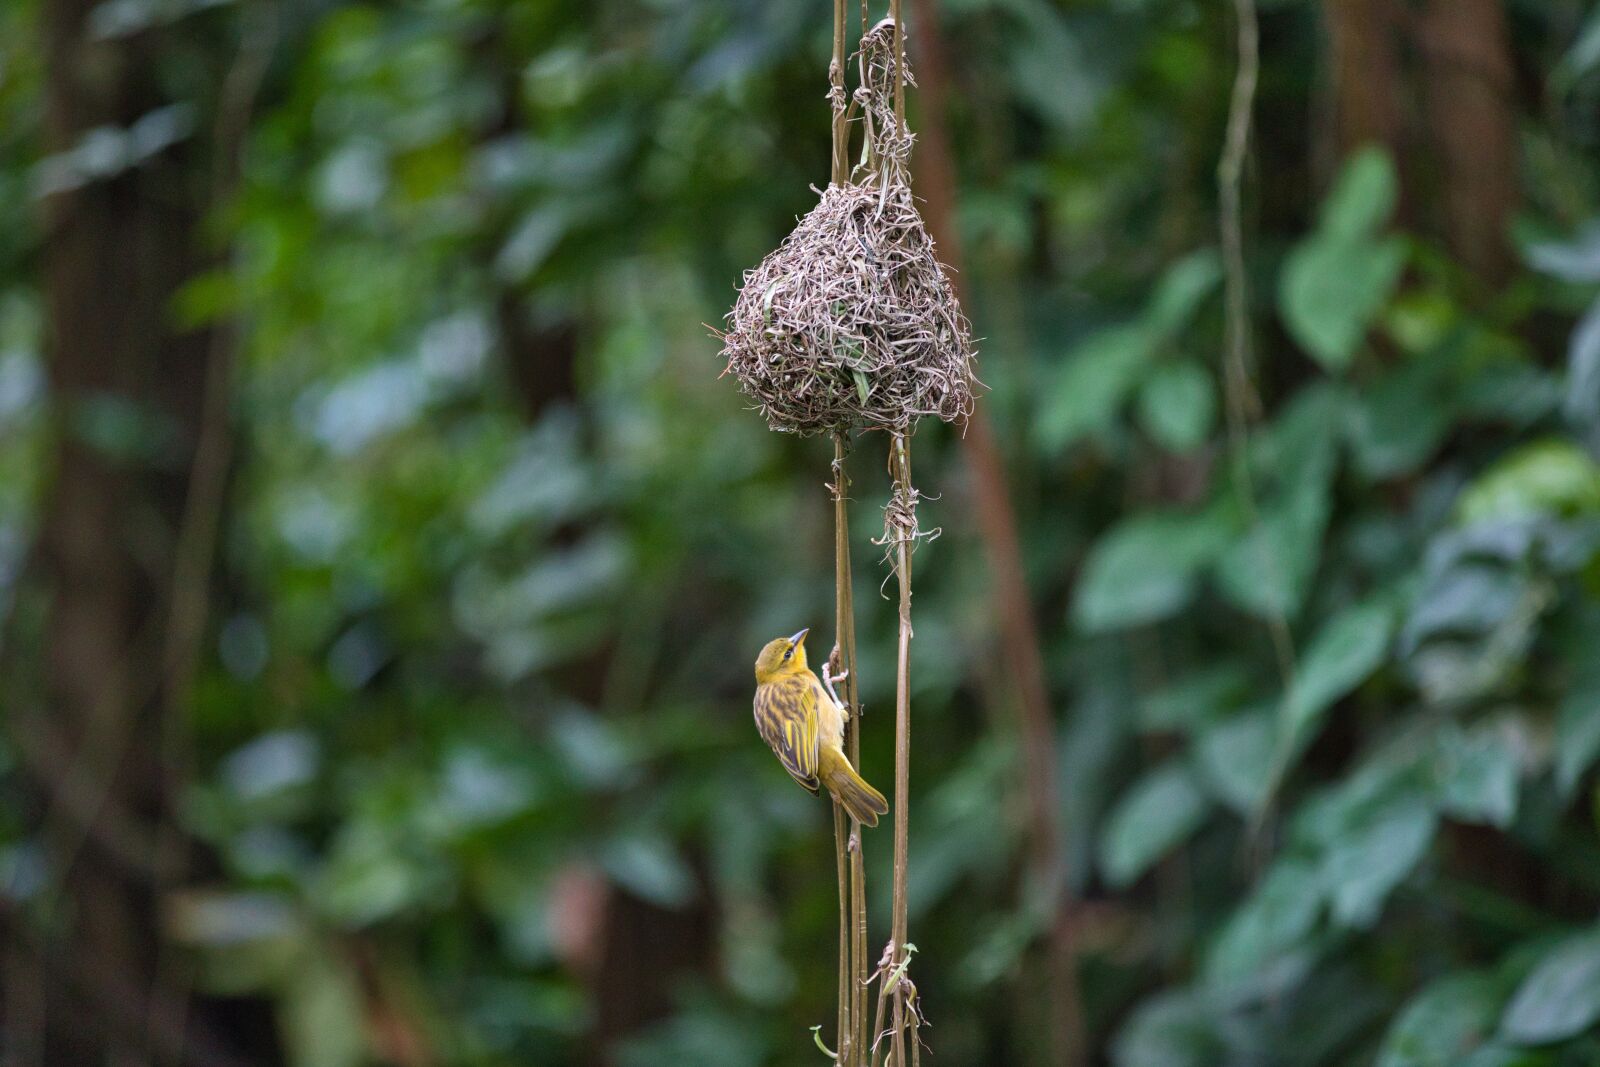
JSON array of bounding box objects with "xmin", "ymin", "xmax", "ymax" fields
[
  {"xmin": 828, "ymin": 0, "xmax": 865, "ymax": 1052},
  {"xmin": 1218, "ymin": 0, "xmax": 1297, "ymax": 690},
  {"xmin": 889, "ymin": 433, "xmax": 914, "ymax": 1066},
  {"xmin": 831, "ymin": 435, "xmax": 868, "ymax": 1066}
]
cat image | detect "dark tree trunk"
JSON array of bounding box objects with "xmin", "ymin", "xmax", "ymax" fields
[
  {"xmin": 1416, "ymin": 0, "xmax": 1519, "ymax": 284},
  {"xmin": 1323, "ymin": 0, "xmax": 1408, "ymax": 160},
  {"xmin": 1321, "ymin": 0, "xmax": 1519, "ymax": 284},
  {"xmin": 0, "ymin": 1, "xmax": 267, "ymax": 1063}
]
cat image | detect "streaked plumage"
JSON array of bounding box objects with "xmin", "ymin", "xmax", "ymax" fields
[{"xmin": 753, "ymin": 628, "xmax": 888, "ymax": 827}]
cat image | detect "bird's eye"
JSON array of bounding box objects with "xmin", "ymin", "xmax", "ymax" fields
[{"xmin": 783, "ymin": 647, "xmax": 793, "ymax": 660}]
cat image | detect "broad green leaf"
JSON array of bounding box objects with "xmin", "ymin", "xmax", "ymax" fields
[
  {"xmin": 1383, "ymin": 289, "xmax": 1457, "ymax": 354},
  {"xmin": 1145, "ymin": 250, "xmax": 1222, "ymax": 335},
  {"xmin": 614, "ymin": 1002, "xmax": 767, "ymax": 1067},
  {"xmin": 601, "ymin": 836, "xmax": 695, "ymax": 909},
  {"xmin": 1562, "ymin": 300, "xmax": 1600, "ymax": 429},
  {"xmin": 1402, "ymin": 564, "xmax": 1527, "ymax": 651},
  {"xmin": 1217, "ymin": 386, "xmax": 1341, "ymax": 618},
  {"xmin": 1037, "ymin": 324, "xmax": 1154, "ymax": 452},
  {"xmin": 1500, "ymin": 927, "xmax": 1600, "ymax": 1044},
  {"xmin": 1321, "ymin": 796, "xmax": 1435, "ymax": 927},
  {"xmin": 1345, "ymin": 356, "xmax": 1454, "ymax": 479},
  {"xmin": 1431, "ymin": 724, "xmax": 1521, "ymax": 828},
  {"xmin": 1137, "ymin": 360, "xmax": 1216, "ymax": 452},
  {"xmin": 1037, "ymin": 250, "xmax": 1220, "ymax": 453},
  {"xmin": 1204, "ymin": 857, "xmax": 1321, "ymax": 983},
  {"xmin": 1100, "ymin": 762, "xmax": 1210, "ymax": 888},
  {"xmin": 1377, "ymin": 971, "xmax": 1505, "ymax": 1067},
  {"xmin": 1456, "ymin": 358, "xmax": 1562, "ymax": 426},
  {"xmin": 1111, "ymin": 990, "xmax": 1218, "ymax": 1067},
  {"xmin": 1279, "ymin": 601, "xmax": 1396, "ymax": 760},
  {"xmin": 1320, "ymin": 146, "xmax": 1400, "ymax": 239},
  {"xmin": 315, "ymin": 823, "xmax": 444, "ymax": 926},
  {"xmin": 1527, "ymin": 224, "xmax": 1600, "ymax": 283},
  {"xmin": 1280, "ymin": 233, "xmax": 1406, "ymax": 372},
  {"xmin": 1557, "ymin": 682, "xmax": 1600, "ymax": 796},
  {"xmin": 1138, "ymin": 664, "xmax": 1252, "ymax": 733},
  {"xmin": 1214, "ymin": 479, "xmax": 1331, "ymax": 620},
  {"xmin": 1457, "ymin": 440, "xmax": 1600, "ymax": 523},
  {"xmin": 1074, "ymin": 508, "xmax": 1234, "ymax": 631},
  {"xmin": 282, "ymin": 951, "xmax": 366, "ymax": 1067},
  {"xmin": 1193, "ymin": 709, "xmax": 1276, "ymax": 814},
  {"xmin": 1457, "ymin": 1050, "xmax": 1552, "ymax": 1067}
]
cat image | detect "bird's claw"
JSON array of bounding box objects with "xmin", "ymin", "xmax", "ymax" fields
[
  {"xmin": 824, "ymin": 645, "xmax": 850, "ymax": 687},
  {"xmin": 822, "ymin": 644, "xmax": 850, "ymax": 711}
]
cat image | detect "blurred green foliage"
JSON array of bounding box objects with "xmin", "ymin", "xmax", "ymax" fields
[{"xmin": 7, "ymin": 0, "xmax": 1600, "ymax": 1064}]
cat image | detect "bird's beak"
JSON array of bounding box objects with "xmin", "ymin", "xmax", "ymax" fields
[{"xmin": 790, "ymin": 627, "xmax": 810, "ymax": 646}]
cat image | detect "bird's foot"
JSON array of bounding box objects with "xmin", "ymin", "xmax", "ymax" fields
[{"xmin": 822, "ymin": 648, "xmax": 849, "ymax": 711}]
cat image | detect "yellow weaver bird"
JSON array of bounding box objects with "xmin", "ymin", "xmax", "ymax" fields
[{"xmin": 753, "ymin": 628, "xmax": 888, "ymax": 827}]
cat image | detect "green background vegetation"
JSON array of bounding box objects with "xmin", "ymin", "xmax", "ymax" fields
[{"xmin": 4, "ymin": 0, "xmax": 1600, "ymax": 1064}]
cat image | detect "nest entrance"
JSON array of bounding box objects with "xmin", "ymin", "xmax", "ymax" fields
[{"xmin": 718, "ymin": 20, "xmax": 976, "ymax": 437}]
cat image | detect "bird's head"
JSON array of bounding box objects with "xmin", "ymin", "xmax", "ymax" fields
[{"xmin": 754, "ymin": 628, "xmax": 810, "ymax": 683}]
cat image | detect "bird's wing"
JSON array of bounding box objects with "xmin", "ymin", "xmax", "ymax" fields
[{"xmin": 754, "ymin": 675, "xmax": 820, "ymax": 793}]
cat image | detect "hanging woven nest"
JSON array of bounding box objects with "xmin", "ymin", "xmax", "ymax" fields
[{"xmin": 718, "ymin": 19, "xmax": 977, "ymax": 437}]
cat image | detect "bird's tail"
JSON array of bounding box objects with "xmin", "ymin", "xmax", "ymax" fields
[{"xmin": 820, "ymin": 748, "xmax": 889, "ymax": 827}]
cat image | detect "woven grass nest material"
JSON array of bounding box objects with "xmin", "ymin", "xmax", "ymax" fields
[{"xmin": 718, "ymin": 20, "xmax": 976, "ymax": 437}]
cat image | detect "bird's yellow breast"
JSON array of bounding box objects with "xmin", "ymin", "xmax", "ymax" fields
[{"xmin": 811, "ymin": 673, "xmax": 845, "ymax": 751}]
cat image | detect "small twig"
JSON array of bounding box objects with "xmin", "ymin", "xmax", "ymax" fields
[{"xmin": 813, "ymin": 1024, "xmax": 840, "ymax": 1060}]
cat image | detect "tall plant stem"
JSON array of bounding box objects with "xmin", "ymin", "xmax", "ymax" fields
[
  {"xmin": 828, "ymin": 0, "xmax": 866, "ymax": 1058},
  {"xmin": 1217, "ymin": 0, "xmax": 1296, "ymax": 690},
  {"xmin": 890, "ymin": 433, "xmax": 914, "ymax": 1066},
  {"xmin": 829, "ymin": 438, "xmax": 869, "ymax": 1066},
  {"xmin": 830, "ymin": 435, "xmax": 869, "ymax": 1065},
  {"xmin": 833, "ymin": 794, "xmax": 851, "ymax": 1063},
  {"xmin": 831, "ymin": 0, "xmax": 849, "ymax": 185}
]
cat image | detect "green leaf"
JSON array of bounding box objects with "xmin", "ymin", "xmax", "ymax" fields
[
  {"xmin": 1500, "ymin": 927, "xmax": 1600, "ymax": 1044},
  {"xmin": 1556, "ymin": 680, "xmax": 1600, "ymax": 796},
  {"xmin": 1074, "ymin": 508, "xmax": 1234, "ymax": 631},
  {"xmin": 1214, "ymin": 478, "xmax": 1331, "ymax": 620},
  {"xmin": 1138, "ymin": 664, "xmax": 1252, "ymax": 733},
  {"xmin": 1280, "ymin": 153, "xmax": 1405, "ymax": 371},
  {"xmin": 1457, "ymin": 440, "xmax": 1600, "ymax": 524},
  {"xmin": 1145, "ymin": 250, "xmax": 1222, "ymax": 335},
  {"xmin": 1280, "ymin": 234, "xmax": 1406, "ymax": 372},
  {"xmin": 1111, "ymin": 991, "xmax": 1218, "ymax": 1067},
  {"xmin": 1037, "ymin": 324, "xmax": 1154, "ymax": 452},
  {"xmin": 1204, "ymin": 857, "xmax": 1321, "ymax": 984},
  {"xmin": 1320, "ymin": 146, "xmax": 1399, "ymax": 239},
  {"xmin": 1377, "ymin": 971, "xmax": 1505, "ymax": 1067},
  {"xmin": 1100, "ymin": 762, "xmax": 1210, "ymax": 888},
  {"xmin": 1193, "ymin": 710, "xmax": 1276, "ymax": 814},
  {"xmin": 1137, "ymin": 360, "xmax": 1216, "ymax": 452},
  {"xmin": 1431, "ymin": 724, "xmax": 1521, "ymax": 828},
  {"xmin": 1456, "ymin": 1050, "xmax": 1553, "ymax": 1067},
  {"xmin": 1402, "ymin": 564, "xmax": 1527, "ymax": 650},
  {"xmin": 1279, "ymin": 600, "xmax": 1396, "ymax": 762},
  {"xmin": 1321, "ymin": 796, "xmax": 1435, "ymax": 928},
  {"xmin": 1216, "ymin": 386, "xmax": 1341, "ymax": 619},
  {"xmin": 1566, "ymin": 301, "xmax": 1600, "ymax": 429},
  {"xmin": 281, "ymin": 951, "xmax": 366, "ymax": 1067},
  {"xmin": 1345, "ymin": 356, "xmax": 1455, "ymax": 479},
  {"xmin": 601, "ymin": 836, "xmax": 695, "ymax": 909}
]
